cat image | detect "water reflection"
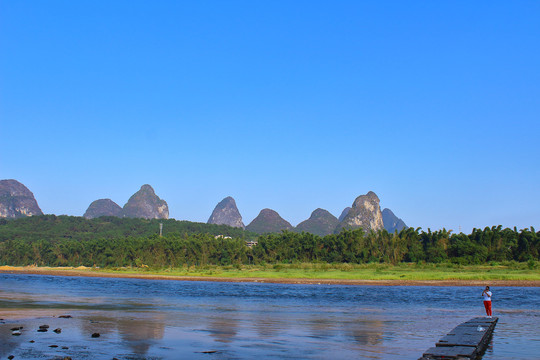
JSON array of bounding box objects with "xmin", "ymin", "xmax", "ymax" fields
[
  {"xmin": 0, "ymin": 325, "xmax": 22, "ymax": 357},
  {"xmin": 81, "ymin": 315, "xmax": 118, "ymax": 337},
  {"xmin": 78, "ymin": 313, "xmax": 167, "ymax": 356},
  {"xmin": 253, "ymin": 314, "xmax": 285, "ymax": 338},
  {"xmin": 207, "ymin": 315, "xmax": 238, "ymax": 343},
  {"xmin": 118, "ymin": 317, "xmax": 166, "ymax": 354},
  {"xmin": 347, "ymin": 319, "xmax": 384, "ymax": 346},
  {"xmin": 307, "ymin": 317, "xmax": 337, "ymax": 339}
]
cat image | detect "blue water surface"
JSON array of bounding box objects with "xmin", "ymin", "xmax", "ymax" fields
[{"xmin": 0, "ymin": 274, "xmax": 538, "ymax": 359}]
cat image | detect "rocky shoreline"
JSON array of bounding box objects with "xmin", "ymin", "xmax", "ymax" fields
[{"xmin": 2, "ymin": 313, "xmax": 84, "ymax": 360}]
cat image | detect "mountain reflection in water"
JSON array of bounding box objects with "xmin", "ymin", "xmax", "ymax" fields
[
  {"xmin": 348, "ymin": 320, "xmax": 384, "ymax": 346},
  {"xmin": 0, "ymin": 274, "xmax": 538, "ymax": 359},
  {"xmin": 120, "ymin": 317, "xmax": 165, "ymax": 354}
]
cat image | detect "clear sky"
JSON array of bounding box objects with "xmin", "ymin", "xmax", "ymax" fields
[{"xmin": 1, "ymin": 1, "xmax": 539, "ymax": 233}]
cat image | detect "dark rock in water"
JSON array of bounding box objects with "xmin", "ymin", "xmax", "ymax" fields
[
  {"xmin": 0, "ymin": 179, "xmax": 43, "ymax": 218},
  {"xmin": 295, "ymin": 208, "xmax": 339, "ymax": 236},
  {"xmin": 382, "ymin": 208, "xmax": 407, "ymax": 233},
  {"xmin": 246, "ymin": 209, "xmax": 293, "ymax": 234},
  {"xmin": 48, "ymin": 344, "xmax": 58, "ymax": 348},
  {"xmin": 11, "ymin": 326, "xmax": 23, "ymax": 331},
  {"xmin": 123, "ymin": 184, "xmax": 169, "ymax": 219},
  {"xmin": 37, "ymin": 325, "xmax": 49, "ymax": 332},
  {"xmin": 8, "ymin": 355, "xmax": 14, "ymax": 360},
  {"xmin": 335, "ymin": 191, "xmax": 383, "ymax": 233},
  {"xmin": 338, "ymin": 207, "xmax": 351, "ymax": 222},
  {"xmin": 62, "ymin": 346, "xmax": 69, "ymax": 350},
  {"xmin": 29, "ymin": 340, "xmax": 35, "ymax": 343},
  {"xmin": 58, "ymin": 315, "xmax": 72, "ymax": 318},
  {"xmin": 91, "ymin": 332, "xmax": 100, "ymax": 338},
  {"xmin": 83, "ymin": 199, "xmax": 123, "ymax": 219},
  {"xmin": 63, "ymin": 357, "xmax": 72, "ymax": 360},
  {"xmin": 53, "ymin": 328, "xmax": 62, "ymax": 334},
  {"xmin": 207, "ymin": 196, "xmax": 245, "ymax": 229}
]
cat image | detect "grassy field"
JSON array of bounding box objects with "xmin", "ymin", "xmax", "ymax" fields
[
  {"xmin": 2, "ymin": 262, "xmax": 539, "ymax": 282},
  {"xmin": 97, "ymin": 262, "xmax": 540, "ymax": 281}
]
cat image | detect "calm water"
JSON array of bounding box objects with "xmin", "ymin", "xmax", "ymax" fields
[{"xmin": 0, "ymin": 274, "xmax": 539, "ymax": 359}]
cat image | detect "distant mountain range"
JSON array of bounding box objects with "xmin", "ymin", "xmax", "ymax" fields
[
  {"xmin": 84, "ymin": 184, "xmax": 169, "ymax": 220},
  {"xmin": 209, "ymin": 192, "xmax": 407, "ymax": 235},
  {"xmin": 0, "ymin": 179, "xmax": 407, "ymax": 234}
]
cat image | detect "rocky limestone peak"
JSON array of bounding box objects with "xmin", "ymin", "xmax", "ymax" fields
[
  {"xmin": 295, "ymin": 208, "xmax": 339, "ymax": 236},
  {"xmin": 0, "ymin": 179, "xmax": 43, "ymax": 218},
  {"xmin": 246, "ymin": 208, "xmax": 293, "ymax": 234},
  {"xmin": 352, "ymin": 191, "xmax": 380, "ymax": 209},
  {"xmin": 207, "ymin": 196, "xmax": 245, "ymax": 229},
  {"xmin": 84, "ymin": 199, "xmax": 123, "ymax": 219},
  {"xmin": 335, "ymin": 191, "xmax": 383, "ymax": 233},
  {"xmin": 382, "ymin": 208, "xmax": 408, "ymax": 233},
  {"xmin": 122, "ymin": 184, "xmax": 169, "ymax": 220},
  {"xmin": 338, "ymin": 207, "xmax": 351, "ymax": 222}
]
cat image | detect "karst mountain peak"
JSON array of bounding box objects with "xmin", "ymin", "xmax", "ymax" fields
[{"xmin": 1, "ymin": 180, "xmax": 407, "ymax": 234}]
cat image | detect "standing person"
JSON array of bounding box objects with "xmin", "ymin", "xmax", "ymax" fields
[{"xmin": 482, "ymin": 286, "xmax": 492, "ymax": 318}]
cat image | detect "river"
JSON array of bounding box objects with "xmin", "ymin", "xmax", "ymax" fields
[{"xmin": 0, "ymin": 274, "xmax": 538, "ymax": 359}]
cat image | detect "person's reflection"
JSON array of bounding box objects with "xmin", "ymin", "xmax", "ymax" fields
[{"xmin": 117, "ymin": 317, "xmax": 166, "ymax": 355}]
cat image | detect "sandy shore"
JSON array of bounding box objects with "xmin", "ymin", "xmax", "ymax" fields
[{"xmin": 1, "ymin": 265, "xmax": 539, "ymax": 287}]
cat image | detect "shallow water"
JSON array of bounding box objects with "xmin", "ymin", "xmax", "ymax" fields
[{"xmin": 0, "ymin": 274, "xmax": 538, "ymax": 359}]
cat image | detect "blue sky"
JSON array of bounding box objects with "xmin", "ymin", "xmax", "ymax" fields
[{"xmin": 1, "ymin": 1, "xmax": 539, "ymax": 233}]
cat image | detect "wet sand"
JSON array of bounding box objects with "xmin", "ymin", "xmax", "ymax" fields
[{"xmin": 1, "ymin": 265, "xmax": 538, "ymax": 287}]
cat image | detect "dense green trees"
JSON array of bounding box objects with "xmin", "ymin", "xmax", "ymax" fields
[
  {"xmin": 0, "ymin": 234, "xmax": 249, "ymax": 267},
  {"xmin": 0, "ymin": 215, "xmax": 252, "ymax": 242},
  {"xmin": 0, "ymin": 216, "xmax": 538, "ymax": 267}
]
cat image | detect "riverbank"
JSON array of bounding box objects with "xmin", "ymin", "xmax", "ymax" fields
[{"xmin": 1, "ymin": 264, "xmax": 539, "ymax": 286}]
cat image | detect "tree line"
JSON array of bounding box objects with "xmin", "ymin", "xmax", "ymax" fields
[
  {"xmin": 0, "ymin": 216, "xmax": 538, "ymax": 267},
  {"xmin": 0, "ymin": 215, "xmax": 252, "ymax": 242},
  {"xmin": 253, "ymin": 226, "xmax": 539, "ymax": 265}
]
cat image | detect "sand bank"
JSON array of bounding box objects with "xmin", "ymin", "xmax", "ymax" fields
[{"xmin": 1, "ymin": 266, "xmax": 538, "ymax": 287}]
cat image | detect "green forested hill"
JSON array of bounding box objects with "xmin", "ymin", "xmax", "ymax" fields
[{"xmin": 0, "ymin": 216, "xmax": 538, "ymax": 268}]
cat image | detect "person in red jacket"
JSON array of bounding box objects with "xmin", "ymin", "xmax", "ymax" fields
[{"xmin": 482, "ymin": 286, "xmax": 493, "ymax": 318}]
